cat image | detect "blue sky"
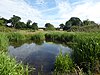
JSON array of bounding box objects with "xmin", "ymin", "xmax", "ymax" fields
[{"xmin": 0, "ymin": 0, "xmax": 100, "ymax": 27}]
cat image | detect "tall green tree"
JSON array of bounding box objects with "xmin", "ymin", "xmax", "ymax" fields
[
  {"xmin": 83, "ymin": 19, "xmax": 98, "ymax": 26},
  {"xmin": 59, "ymin": 23, "xmax": 65, "ymax": 29},
  {"xmin": 15, "ymin": 22, "xmax": 26, "ymax": 29},
  {"xmin": 0, "ymin": 17, "xmax": 8, "ymax": 25},
  {"xmin": 0, "ymin": 20, "xmax": 4, "ymax": 26},
  {"xmin": 63, "ymin": 17, "xmax": 82, "ymax": 30},
  {"xmin": 45, "ymin": 23, "xmax": 55, "ymax": 30},
  {"xmin": 26, "ymin": 20, "xmax": 32, "ymax": 28},
  {"xmin": 9, "ymin": 15, "xmax": 21, "ymax": 27},
  {"xmin": 31, "ymin": 22, "xmax": 38, "ymax": 30}
]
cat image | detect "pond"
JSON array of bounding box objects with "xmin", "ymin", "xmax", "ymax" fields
[{"xmin": 8, "ymin": 41, "xmax": 72, "ymax": 75}]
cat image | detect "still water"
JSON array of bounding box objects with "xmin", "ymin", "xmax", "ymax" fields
[{"xmin": 8, "ymin": 41, "xmax": 71, "ymax": 75}]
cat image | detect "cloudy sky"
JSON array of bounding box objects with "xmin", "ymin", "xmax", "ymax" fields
[{"xmin": 0, "ymin": 0, "xmax": 100, "ymax": 27}]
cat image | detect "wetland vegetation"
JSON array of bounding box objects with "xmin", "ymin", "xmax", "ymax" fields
[{"xmin": 0, "ymin": 16, "xmax": 100, "ymax": 75}]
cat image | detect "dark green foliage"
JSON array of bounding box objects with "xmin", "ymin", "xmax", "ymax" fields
[
  {"xmin": 69, "ymin": 25, "xmax": 100, "ymax": 32},
  {"xmin": 45, "ymin": 23, "xmax": 55, "ymax": 30},
  {"xmin": 26, "ymin": 20, "xmax": 32, "ymax": 29},
  {"xmin": 31, "ymin": 22, "xmax": 38, "ymax": 30},
  {"xmin": 59, "ymin": 23, "xmax": 65, "ymax": 29},
  {"xmin": 72, "ymin": 37, "xmax": 100, "ymax": 73},
  {"xmin": 9, "ymin": 15, "xmax": 21, "ymax": 27},
  {"xmin": 83, "ymin": 19, "xmax": 98, "ymax": 26},
  {"xmin": 0, "ymin": 17, "xmax": 8, "ymax": 26},
  {"xmin": 0, "ymin": 20, "xmax": 5, "ymax": 26},
  {"xmin": 15, "ymin": 22, "xmax": 26, "ymax": 29},
  {"xmin": 63, "ymin": 17, "xmax": 82, "ymax": 30}
]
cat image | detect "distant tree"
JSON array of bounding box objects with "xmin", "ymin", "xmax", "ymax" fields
[
  {"xmin": 83, "ymin": 19, "xmax": 98, "ymax": 26},
  {"xmin": 45, "ymin": 23, "xmax": 55, "ymax": 30},
  {"xmin": 0, "ymin": 17, "xmax": 8, "ymax": 25},
  {"xmin": 63, "ymin": 17, "xmax": 82, "ymax": 30},
  {"xmin": 15, "ymin": 22, "xmax": 26, "ymax": 29},
  {"xmin": 26, "ymin": 20, "xmax": 32, "ymax": 28},
  {"xmin": 9, "ymin": 15, "xmax": 21, "ymax": 27},
  {"xmin": 31, "ymin": 22, "xmax": 38, "ymax": 30},
  {"xmin": 59, "ymin": 23, "xmax": 65, "ymax": 29},
  {"xmin": 0, "ymin": 19, "xmax": 4, "ymax": 26}
]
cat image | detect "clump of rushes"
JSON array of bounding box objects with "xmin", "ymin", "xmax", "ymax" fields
[
  {"xmin": 54, "ymin": 51, "xmax": 74, "ymax": 73},
  {"xmin": 31, "ymin": 33, "xmax": 45, "ymax": 41},
  {"xmin": 0, "ymin": 51, "xmax": 29, "ymax": 75},
  {"xmin": 0, "ymin": 33, "xmax": 9, "ymax": 51},
  {"xmin": 7, "ymin": 32, "xmax": 26, "ymax": 42},
  {"xmin": 72, "ymin": 37, "xmax": 100, "ymax": 73}
]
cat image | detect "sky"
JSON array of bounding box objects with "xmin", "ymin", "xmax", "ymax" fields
[{"xmin": 0, "ymin": 0, "xmax": 100, "ymax": 27}]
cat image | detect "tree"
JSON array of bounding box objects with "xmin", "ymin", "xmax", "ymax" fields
[
  {"xmin": 83, "ymin": 19, "xmax": 98, "ymax": 26},
  {"xmin": 26, "ymin": 20, "xmax": 32, "ymax": 28},
  {"xmin": 0, "ymin": 20, "xmax": 4, "ymax": 26},
  {"xmin": 31, "ymin": 22, "xmax": 38, "ymax": 30},
  {"xmin": 0, "ymin": 17, "xmax": 8, "ymax": 25},
  {"xmin": 45, "ymin": 23, "xmax": 55, "ymax": 30},
  {"xmin": 63, "ymin": 17, "xmax": 82, "ymax": 30},
  {"xmin": 15, "ymin": 22, "xmax": 26, "ymax": 29},
  {"xmin": 59, "ymin": 23, "xmax": 65, "ymax": 29},
  {"xmin": 9, "ymin": 15, "xmax": 21, "ymax": 27}
]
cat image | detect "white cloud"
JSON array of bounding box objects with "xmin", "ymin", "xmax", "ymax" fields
[
  {"xmin": 56, "ymin": 0, "xmax": 100, "ymax": 24},
  {"xmin": 0, "ymin": 0, "xmax": 42, "ymax": 23},
  {"xmin": 0, "ymin": 0, "xmax": 100, "ymax": 27}
]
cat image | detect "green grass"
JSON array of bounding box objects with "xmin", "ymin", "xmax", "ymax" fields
[
  {"xmin": 7, "ymin": 32, "xmax": 26, "ymax": 42},
  {"xmin": 54, "ymin": 51, "xmax": 73, "ymax": 73},
  {"xmin": 0, "ymin": 32, "xmax": 30, "ymax": 75},
  {"xmin": 0, "ymin": 51, "xmax": 29, "ymax": 75},
  {"xmin": 0, "ymin": 33, "xmax": 9, "ymax": 51},
  {"xmin": 31, "ymin": 32, "xmax": 45, "ymax": 41}
]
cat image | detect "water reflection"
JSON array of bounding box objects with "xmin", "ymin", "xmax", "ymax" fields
[{"xmin": 8, "ymin": 41, "xmax": 71, "ymax": 74}]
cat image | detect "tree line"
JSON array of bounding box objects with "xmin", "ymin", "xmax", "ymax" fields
[{"xmin": 0, "ymin": 15, "xmax": 99, "ymax": 31}]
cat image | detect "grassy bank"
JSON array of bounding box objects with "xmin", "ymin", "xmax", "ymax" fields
[{"xmin": 0, "ymin": 33, "xmax": 30, "ymax": 75}]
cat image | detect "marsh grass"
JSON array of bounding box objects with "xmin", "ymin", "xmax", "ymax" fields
[
  {"xmin": 54, "ymin": 51, "xmax": 74, "ymax": 73},
  {"xmin": 0, "ymin": 33, "xmax": 9, "ymax": 51},
  {"xmin": 7, "ymin": 32, "xmax": 26, "ymax": 42},
  {"xmin": 31, "ymin": 33, "xmax": 45, "ymax": 41},
  {"xmin": 0, "ymin": 51, "xmax": 29, "ymax": 75}
]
